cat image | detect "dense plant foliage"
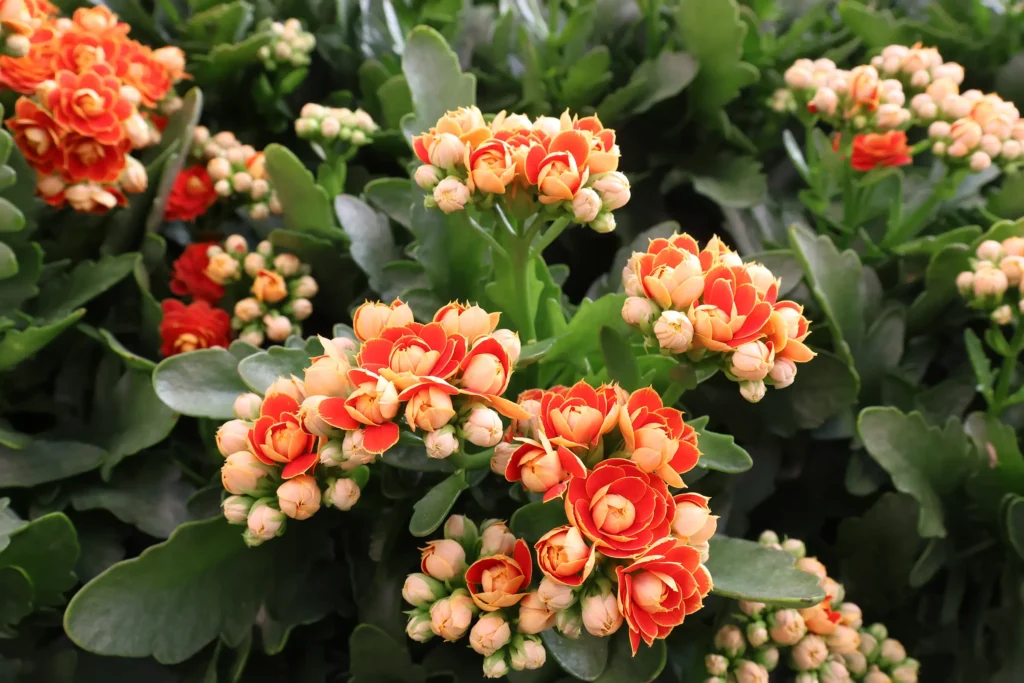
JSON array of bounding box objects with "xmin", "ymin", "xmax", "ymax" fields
[{"xmin": 3, "ymin": 1, "xmax": 1024, "ymax": 682}]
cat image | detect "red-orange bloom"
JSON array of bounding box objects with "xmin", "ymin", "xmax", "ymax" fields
[
  {"xmin": 5, "ymin": 97, "xmax": 63, "ymax": 175},
  {"xmin": 689, "ymin": 264, "xmax": 775, "ymax": 352},
  {"xmin": 564, "ymin": 458, "xmax": 675, "ymax": 559},
  {"xmin": 457, "ymin": 337, "xmax": 529, "ymax": 419},
  {"xmin": 115, "ymin": 41, "xmax": 172, "ymax": 108},
  {"xmin": 572, "ymin": 113, "xmax": 619, "ymax": 174},
  {"xmin": 537, "ymin": 380, "xmax": 621, "ymax": 452},
  {"xmin": 53, "ymin": 28, "xmax": 123, "ymax": 74},
  {"xmin": 62, "ymin": 134, "xmax": 130, "ymax": 184},
  {"xmin": 618, "ymin": 387, "xmax": 700, "ymax": 488},
  {"xmin": 465, "ymin": 538, "xmax": 533, "ymax": 611},
  {"xmin": 246, "ymin": 392, "xmax": 318, "ymax": 478},
  {"xmin": 358, "ymin": 321, "xmax": 466, "ymax": 391},
  {"xmin": 0, "ymin": 28, "xmax": 57, "ymax": 94},
  {"xmin": 505, "ymin": 434, "xmax": 586, "ymax": 502},
  {"xmin": 47, "ymin": 64, "xmax": 133, "ymax": 144},
  {"xmin": 763, "ymin": 300, "xmax": 816, "ymax": 363},
  {"xmin": 850, "ymin": 131, "xmax": 911, "ymax": 172},
  {"xmin": 317, "ymin": 369, "xmax": 400, "ymax": 454},
  {"xmin": 534, "ymin": 524, "xmax": 596, "ymax": 587},
  {"xmin": 169, "ymin": 242, "xmax": 224, "ymax": 305},
  {"xmin": 165, "ymin": 165, "xmax": 217, "ymax": 222},
  {"xmin": 616, "ymin": 538, "xmax": 712, "ymax": 654},
  {"xmin": 525, "ymin": 130, "xmax": 591, "ymax": 203},
  {"xmin": 158, "ymin": 299, "xmax": 230, "ymax": 358},
  {"xmin": 70, "ymin": 5, "xmax": 130, "ymax": 37},
  {"xmin": 801, "ymin": 597, "xmax": 842, "ymax": 635}
]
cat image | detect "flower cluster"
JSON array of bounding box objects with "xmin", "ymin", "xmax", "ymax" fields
[
  {"xmin": 620, "ymin": 232, "xmax": 815, "ymax": 403},
  {"xmin": 257, "ymin": 18, "xmax": 315, "ymax": 71},
  {"xmin": 405, "ymin": 504, "xmax": 713, "ymax": 676},
  {"xmin": 1, "ymin": 5, "xmax": 187, "ymax": 212},
  {"xmin": 955, "ymin": 236, "xmax": 1024, "ymax": 326},
  {"xmin": 701, "ymin": 531, "xmax": 919, "ymax": 683},
  {"xmin": 294, "ymin": 103, "xmax": 378, "ymax": 152},
  {"xmin": 160, "ymin": 237, "xmax": 316, "ymax": 356},
  {"xmin": 165, "ymin": 126, "xmax": 281, "ymax": 222},
  {"xmin": 412, "ymin": 106, "xmax": 629, "ymax": 232}
]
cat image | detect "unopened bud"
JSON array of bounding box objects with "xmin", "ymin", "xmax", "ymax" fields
[
  {"xmin": 233, "ymin": 392, "xmax": 263, "ymax": 420},
  {"xmin": 714, "ymin": 624, "xmax": 746, "ymax": 658},
  {"xmin": 444, "ymin": 514, "xmax": 479, "ymax": 547},
  {"xmin": 292, "ymin": 298, "xmax": 313, "ymax": 321},
  {"xmin": 222, "ymin": 495, "xmax": 254, "ymax": 524},
  {"xmin": 590, "ymin": 212, "xmax": 616, "ymax": 234},
  {"xmin": 654, "ymin": 310, "xmax": 693, "ymax": 353},
  {"xmin": 244, "ymin": 499, "xmax": 286, "ymax": 546},
  {"xmin": 264, "ymin": 314, "xmax": 293, "ymax": 342},
  {"xmin": 462, "ymin": 406, "xmax": 503, "ymax": 447},
  {"xmin": 740, "ymin": 380, "xmax": 767, "ymax": 403},
  {"xmin": 402, "ymin": 573, "xmax": 446, "ymax": 607}
]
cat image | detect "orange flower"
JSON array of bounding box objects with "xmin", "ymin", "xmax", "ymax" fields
[
  {"xmin": 536, "ymin": 380, "xmax": 620, "ymax": 453},
  {"xmin": 800, "ymin": 598, "xmax": 842, "ymax": 635},
  {"xmin": 71, "ymin": 5, "xmax": 129, "ymax": 36},
  {"xmin": 524, "ymin": 130, "xmax": 591, "ymax": 203},
  {"xmin": 632, "ymin": 237, "xmax": 706, "ymax": 310},
  {"xmin": 570, "ymin": 112, "xmax": 619, "ymax": 174},
  {"xmin": 618, "ymin": 388, "xmax": 700, "ymax": 488},
  {"xmin": 465, "ymin": 139, "xmax": 516, "ymax": 194},
  {"xmin": 763, "ymin": 300, "xmax": 816, "ymax": 363},
  {"xmin": 5, "ymin": 97, "xmax": 63, "ymax": 175},
  {"xmin": 115, "ymin": 41, "xmax": 172, "ymax": 108},
  {"xmin": 412, "ymin": 105, "xmax": 491, "ymax": 165},
  {"xmin": 844, "ymin": 65, "xmax": 880, "ymax": 117},
  {"xmin": 358, "ymin": 321, "xmax": 466, "ymax": 391},
  {"xmin": 534, "ymin": 525, "xmax": 596, "ymax": 587},
  {"xmin": 564, "ymin": 458, "xmax": 675, "ymax": 559},
  {"xmin": 850, "ymin": 131, "xmax": 911, "ymax": 172},
  {"xmin": 0, "ymin": 27, "xmax": 57, "ymax": 94},
  {"xmin": 616, "ymin": 538, "xmax": 712, "ymax": 654},
  {"xmin": 689, "ymin": 264, "xmax": 775, "ymax": 352},
  {"xmin": 465, "ymin": 538, "xmax": 533, "ymax": 611},
  {"xmin": 251, "ymin": 269, "xmax": 288, "ymax": 304},
  {"xmin": 0, "ymin": 0, "xmax": 36, "ymax": 35},
  {"xmin": 62, "ymin": 133, "xmax": 130, "ymax": 183},
  {"xmin": 317, "ymin": 369, "xmax": 400, "ymax": 454},
  {"xmin": 246, "ymin": 391, "xmax": 319, "ymax": 479},
  {"xmin": 351, "ymin": 299, "xmax": 414, "ymax": 342},
  {"xmin": 46, "ymin": 64, "xmax": 133, "ymax": 144},
  {"xmin": 432, "ymin": 301, "xmax": 500, "ymax": 342},
  {"xmin": 504, "ymin": 433, "xmax": 586, "ymax": 501},
  {"xmin": 53, "ymin": 28, "xmax": 124, "ymax": 74}
]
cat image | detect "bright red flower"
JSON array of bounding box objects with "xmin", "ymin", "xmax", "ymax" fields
[
  {"xmin": 165, "ymin": 165, "xmax": 217, "ymax": 222},
  {"xmin": 246, "ymin": 391, "xmax": 318, "ymax": 479},
  {"xmin": 850, "ymin": 131, "xmax": 911, "ymax": 172},
  {"xmin": 616, "ymin": 538, "xmax": 712, "ymax": 654},
  {"xmin": 158, "ymin": 299, "xmax": 230, "ymax": 358},
  {"xmin": 564, "ymin": 458, "xmax": 675, "ymax": 559},
  {"xmin": 536, "ymin": 380, "xmax": 621, "ymax": 452},
  {"xmin": 46, "ymin": 64, "xmax": 134, "ymax": 144},
  {"xmin": 62, "ymin": 133, "xmax": 130, "ymax": 184},
  {"xmin": 169, "ymin": 242, "xmax": 224, "ymax": 304},
  {"xmin": 618, "ymin": 387, "xmax": 700, "ymax": 488},
  {"xmin": 5, "ymin": 97, "xmax": 64, "ymax": 175},
  {"xmin": 465, "ymin": 538, "xmax": 533, "ymax": 611}
]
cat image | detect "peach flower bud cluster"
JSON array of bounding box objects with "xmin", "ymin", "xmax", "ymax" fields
[
  {"xmin": 926, "ymin": 91, "xmax": 1022, "ymax": 171},
  {"xmin": 955, "ymin": 233, "xmax": 1024, "ymax": 320},
  {"xmin": 295, "ymin": 103, "xmax": 378, "ymax": 148},
  {"xmin": 258, "ymin": 18, "xmax": 316, "ymax": 70},
  {"xmin": 783, "ymin": 58, "xmax": 911, "ymax": 132},
  {"xmin": 190, "ymin": 126, "xmax": 282, "ymax": 219},
  {"xmin": 412, "ymin": 106, "xmax": 628, "ymax": 233},
  {"xmin": 621, "ymin": 232, "xmax": 814, "ymax": 402}
]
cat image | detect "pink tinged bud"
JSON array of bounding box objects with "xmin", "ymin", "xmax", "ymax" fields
[
  {"xmin": 460, "ymin": 353, "xmax": 506, "ymax": 394},
  {"xmin": 769, "ymin": 357, "xmax": 798, "ymax": 389},
  {"xmin": 414, "ymin": 164, "xmax": 444, "ymax": 190},
  {"xmin": 571, "ymin": 187, "xmax": 602, "ymax": 223},
  {"xmin": 428, "ymin": 133, "xmax": 466, "ymax": 169},
  {"xmin": 323, "ymin": 478, "xmax": 360, "ymax": 510},
  {"xmin": 243, "ymin": 253, "xmax": 266, "ymax": 277},
  {"xmin": 880, "ymin": 638, "xmax": 907, "ymax": 666},
  {"xmin": 421, "ymin": 538, "xmax": 466, "ymax": 580},
  {"xmin": 36, "ymin": 174, "xmax": 65, "ymax": 197},
  {"xmin": 482, "ymin": 652, "xmax": 509, "ymax": 679},
  {"xmin": 590, "ymin": 212, "xmax": 616, "ymax": 234},
  {"xmin": 733, "ymin": 660, "xmax": 769, "ymax": 683},
  {"xmin": 739, "ymin": 600, "xmax": 766, "ymax": 617},
  {"xmin": 341, "ymin": 429, "xmax": 376, "ymax": 468},
  {"xmin": 622, "ymin": 296, "xmax": 656, "ymax": 332},
  {"xmin": 470, "ymin": 613, "xmax": 512, "ymax": 656},
  {"xmin": 292, "ymin": 298, "xmax": 313, "ymax": 321},
  {"xmin": 791, "ymin": 634, "xmax": 829, "ymax": 671},
  {"xmin": 714, "ymin": 624, "xmax": 746, "ymax": 658},
  {"xmin": 973, "ymin": 266, "xmax": 1008, "ymax": 297},
  {"xmin": 319, "ymin": 439, "xmax": 345, "ymax": 467},
  {"xmin": 556, "ymin": 608, "xmax": 582, "ymax": 639},
  {"xmin": 731, "ymin": 341, "xmax": 775, "ymax": 382},
  {"xmin": 981, "ymin": 134, "xmax": 1003, "ymax": 157},
  {"xmin": 320, "ymin": 117, "xmax": 341, "ymax": 138},
  {"xmin": 206, "ymin": 253, "xmax": 240, "ymax": 284},
  {"xmin": 581, "ymin": 591, "xmax": 622, "ymax": 637},
  {"xmin": 444, "ymin": 514, "xmax": 478, "ymax": 544},
  {"xmin": 223, "ymin": 234, "xmax": 248, "ymax": 254},
  {"xmin": 910, "ymin": 70, "xmax": 930, "ymax": 88},
  {"xmin": 491, "ymin": 441, "xmax": 515, "ymax": 474},
  {"xmin": 124, "ymin": 114, "xmax": 150, "ymax": 148},
  {"xmin": 479, "ymin": 520, "xmax": 516, "ymax": 556},
  {"xmin": 993, "ymin": 304, "xmax": 1013, "ymax": 326},
  {"xmin": 978, "ymin": 239, "xmax": 1004, "ymax": 262},
  {"xmin": 875, "ymin": 104, "xmax": 908, "ymax": 129},
  {"xmin": 402, "ymin": 572, "xmax": 445, "ymax": 607},
  {"xmin": 462, "ymin": 406, "xmax": 503, "ymax": 447},
  {"xmin": 234, "ymin": 297, "xmax": 261, "ymax": 323},
  {"xmin": 120, "ymin": 157, "xmax": 148, "ymax": 194},
  {"xmin": 970, "ymin": 151, "xmax": 992, "ymax": 172},
  {"xmin": 406, "ymin": 613, "xmax": 434, "ymax": 642},
  {"xmin": 740, "ymin": 380, "xmax": 767, "ymax": 403},
  {"xmin": 784, "ymin": 64, "xmax": 814, "ymax": 89},
  {"xmin": 811, "ymin": 87, "xmax": 838, "ymax": 116},
  {"xmin": 430, "ymin": 594, "xmax": 474, "ymax": 641},
  {"xmin": 222, "ymin": 495, "xmax": 254, "ymax": 524},
  {"xmin": 510, "ymin": 637, "xmax": 546, "ymax": 670},
  {"xmin": 517, "ymin": 591, "xmax": 556, "ymax": 634},
  {"xmin": 233, "ymin": 393, "xmax": 263, "ymax": 421},
  {"xmin": 490, "ymin": 329, "xmax": 521, "ymax": 366},
  {"xmin": 537, "ymin": 576, "xmax": 575, "ymax": 611},
  {"xmin": 1003, "ymin": 139, "xmax": 1022, "ymax": 160},
  {"xmin": 770, "ymin": 609, "xmax": 807, "ymax": 646},
  {"xmin": 245, "ymin": 500, "xmax": 286, "ymax": 544},
  {"xmin": 591, "ymin": 171, "xmax": 631, "ymax": 210},
  {"xmin": 782, "ymin": 538, "xmax": 806, "ymax": 558},
  {"xmin": 654, "ymin": 310, "xmax": 694, "ymax": 353},
  {"xmin": 217, "ymin": 419, "xmax": 250, "ymax": 456},
  {"xmin": 294, "ymin": 275, "xmax": 318, "ymax": 298},
  {"xmin": 433, "ymin": 177, "xmax": 471, "ymax": 213},
  {"xmin": 672, "ymin": 495, "xmax": 711, "ymax": 541},
  {"xmin": 274, "ymin": 253, "xmax": 301, "ymax": 276},
  {"xmin": 299, "ymin": 396, "xmax": 333, "ymax": 437},
  {"xmin": 276, "ymin": 474, "xmax": 321, "ymax": 520},
  {"xmin": 239, "ymin": 329, "xmax": 265, "ymax": 346},
  {"xmin": 706, "ymin": 654, "xmax": 729, "ymax": 676},
  {"xmin": 425, "ymin": 425, "xmax": 459, "ymax": 459},
  {"xmin": 263, "ymin": 314, "xmax": 293, "ymax": 342},
  {"xmin": 207, "ymin": 157, "xmax": 231, "ymax": 181}
]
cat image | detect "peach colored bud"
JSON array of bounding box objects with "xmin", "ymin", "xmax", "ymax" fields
[
  {"xmin": 571, "ymin": 187, "xmax": 601, "ymax": 223},
  {"xmin": 470, "ymin": 613, "xmax": 512, "ymax": 656},
  {"xmin": 120, "ymin": 157, "xmax": 147, "ymax": 194},
  {"xmin": 214, "ymin": 179, "xmax": 232, "ymax": 197},
  {"xmin": 981, "ymin": 134, "xmax": 1003, "ymax": 157},
  {"xmin": 839, "ymin": 602, "xmax": 863, "ymax": 629},
  {"xmin": 713, "ymin": 624, "xmax": 745, "ymax": 658},
  {"xmin": 251, "ymin": 178, "xmax": 270, "ymax": 200},
  {"xmin": 910, "ymin": 70, "xmax": 930, "ymax": 88},
  {"xmin": 462, "ymin": 406, "xmax": 503, "ymax": 447},
  {"xmin": 706, "ymin": 654, "xmax": 729, "ymax": 676},
  {"xmin": 430, "ymin": 592, "xmax": 475, "ymax": 641},
  {"xmin": 253, "ymin": 269, "xmax": 289, "ymax": 303},
  {"xmin": 791, "ymin": 634, "xmax": 828, "ymax": 671},
  {"xmin": 402, "ymin": 572, "xmax": 445, "ymax": 607},
  {"xmin": 433, "ymin": 177, "xmax": 470, "ymax": 213},
  {"xmin": 429, "ymin": 133, "xmax": 466, "ymax": 169},
  {"xmin": 239, "ymin": 329, "xmax": 264, "ymax": 346},
  {"xmin": 811, "ymin": 87, "xmax": 838, "ymax": 116},
  {"xmin": 770, "ymin": 609, "xmax": 807, "ymax": 645},
  {"xmin": 933, "ymin": 62, "xmax": 964, "ymax": 84},
  {"xmin": 351, "ymin": 301, "xmax": 411, "ymax": 341},
  {"xmin": 740, "ymin": 380, "xmax": 766, "ymax": 403},
  {"xmin": 826, "ymin": 624, "xmax": 862, "ymax": 655},
  {"xmin": 233, "ymin": 393, "xmax": 262, "ymax": 420},
  {"xmin": 425, "ymin": 425, "xmax": 459, "ymax": 459},
  {"xmin": 482, "ymin": 652, "xmax": 508, "ymax": 678},
  {"xmin": 245, "ymin": 500, "xmax": 285, "ymax": 544},
  {"xmin": 319, "ymin": 117, "xmax": 340, "ymax": 139},
  {"xmin": 622, "ymin": 296, "xmax": 657, "ymax": 332},
  {"xmin": 323, "ymin": 477, "xmax": 361, "ymax": 510},
  {"xmin": 233, "ymin": 297, "xmax": 261, "ymax": 323},
  {"xmin": 36, "ymin": 174, "xmax": 64, "ymax": 197},
  {"xmin": 243, "ymin": 253, "xmax": 265, "ymax": 277},
  {"xmin": 581, "ymin": 590, "xmax": 622, "ymax": 637},
  {"xmin": 949, "ymin": 119, "xmax": 983, "ymax": 157},
  {"xmin": 590, "ymin": 212, "xmax": 616, "ymax": 234},
  {"xmin": 232, "ymin": 171, "xmax": 253, "ymax": 194},
  {"xmin": 875, "ymin": 104, "xmax": 908, "ymax": 129},
  {"xmin": 1005, "ymin": 237, "xmax": 1024, "ymax": 257},
  {"xmin": 422, "ymin": 539, "xmax": 466, "ymax": 580},
  {"xmin": 298, "ymin": 396, "xmax": 332, "ymax": 437},
  {"xmin": 973, "ymin": 266, "xmax": 1009, "ymax": 297},
  {"xmin": 733, "ymin": 660, "xmax": 769, "ymax": 683},
  {"xmin": 654, "ymin": 310, "xmax": 694, "ymax": 353},
  {"xmin": 690, "ymin": 515, "xmax": 719, "ymax": 546},
  {"xmin": 1002, "ymin": 256, "xmax": 1024, "ymax": 286},
  {"xmin": 221, "ymin": 451, "xmax": 272, "ymax": 496},
  {"xmin": 978, "ymin": 239, "xmax": 1004, "ymax": 262},
  {"xmin": 216, "ymin": 419, "xmax": 250, "ymax": 456},
  {"xmin": 439, "ymin": 304, "xmax": 498, "ymax": 341},
  {"xmin": 405, "ymin": 386, "xmax": 457, "ymax": 432},
  {"xmin": 537, "ymin": 576, "xmax": 574, "ymax": 611},
  {"xmin": 1003, "ymin": 139, "xmax": 1022, "ymax": 160},
  {"xmin": 821, "ymin": 660, "xmax": 851, "ymax": 683},
  {"xmin": 460, "ymin": 353, "xmax": 506, "ymax": 395},
  {"xmin": 273, "ymin": 253, "xmax": 301, "ymax": 276},
  {"xmin": 124, "ymin": 113, "xmax": 150, "ymax": 148},
  {"xmin": 591, "ymin": 171, "xmax": 631, "ymax": 210},
  {"xmin": 305, "ymin": 355, "xmax": 352, "ymax": 400},
  {"xmin": 510, "ymin": 637, "xmax": 546, "ymax": 671},
  {"xmin": 266, "ymin": 376, "xmax": 306, "ymax": 403},
  {"xmin": 220, "ymin": 236, "xmax": 245, "ymax": 256},
  {"xmin": 731, "ymin": 341, "xmax": 775, "ymax": 381},
  {"xmin": 769, "ymin": 357, "xmax": 797, "ymax": 389},
  {"xmin": 479, "ymin": 520, "xmax": 516, "ymax": 557},
  {"xmin": 517, "ymin": 591, "xmax": 556, "ymax": 634},
  {"xmin": 221, "ymin": 494, "xmax": 255, "ymax": 525},
  {"xmin": 289, "ymin": 275, "xmax": 317, "ymax": 299},
  {"xmin": 970, "ymin": 151, "xmax": 992, "ymax": 171},
  {"xmin": 276, "ymin": 474, "xmax": 321, "ymax": 520},
  {"xmin": 490, "ymin": 329, "xmax": 521, "ymax": 366},
  {"xmin": 264, "ymin": 314, "xmax": 293, "ymax": 342},
  {"xmin": 300, "ymin": 103, "xmax": 324, "ymax": 119},
  {"xmin": 555, "ymin": 608, "xmax": 582, "ymax": 639},
  {"xmin": 784, "ymin": 64, "xmax": 814, "ymax": 89},
  {"xmin": 672, "ymin": 494, "xmax": 711, "ymax": 540},
  {"xmin": 206, "ymin": 157, "xmax": 230, "ymax": 183},
  {"xmin": 880, "ymin": 638, "xmax": 907, "ymax": 666},
  {"xmin": 415, "ymin": 164, "xmax": 444, "ymax": 190},
  {"xmin": 337, "ymin": 430, "xmax": 374, "ymax": 469},
  {"xmin": 491, "ymin": 441, "xmax": 515, "ymax": 474},
  {"xmin": 291, "ymin": 298, "xmax": 313, "ymax": 321},
  {"xmin": 406, "ymin": 613, "xmax": 433, "ymax": 642},
  {"xmin": 153, "ymin": 46, "xmax": 186, "ymax": 79},
  {"xmin": 796, "ymin": 556, "xmax": 828, "ymax": 580},
  {"xmin": 205, "ymin": 252, "xmax": 239, "ymax": 285}
]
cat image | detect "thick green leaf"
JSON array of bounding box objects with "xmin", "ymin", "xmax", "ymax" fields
[
  {"xmin": 0, "ymin": 512, "xmax": 78, "ymax": 607},
  {"xmin": 409, "ymin": 471, "xmax": 468, "ymax": 537},
  {"xmin": 594, "ymin": 630, "xmax": 666, "ymax": 683},
  {"xmin": 0, "ymin": 498, "xmax": 25, "ymax": 553},
  {"xmin": 190, "ymin": 32, "xmax": 272, "ymax": 85},
  {"xmin": 760, "ymin": 349, "xmax": 858, "ymax": 433},
  {"xmin": 0, "ymin": 240, "xmax": 41, "ymax": 313},
  {"xmin": 93, "ymin": 367, "xmax": 179, "ymax": 470},
  {"xmin": 145, "ymin": 88, "xmax": 203, "ymax": 233},
  {"xmin": 335, "ymin": 196, "xmax": 399, "ymax": 295},
  {"xmin": 596, "ymin": 50, "xmax": 697, "ymax": 123},
  {"xmin": 237, "ymin": 346, "xmax": 310, "ymax": 394},
  {"xmin": 35, "ymin": 254, "xmax": 138, "ymax": 319},
  {"xmin": 907, "ymin": 244, "xmax": 971, "ymax": 333},
  {"xmin": 364, "ymin": 178, "xmax": 414, "ymax": 230},
  {"xmin": 269, "ymin": 229, "xmax": 359, "ymax": 324},
  {"xmin": 546, "ymin": 294, "xmax": 628, "ymax": 364},
  {"xmin": 599, "ymin": 326, "xmax": 640, "ymax": 392},
  {"xmin": 0, "ymin": 308, "xmax": 85, "ymax": 371},
  {"xmin": 411, "ymin": 201, "xmax": 489, "ymax": 304},
  {"xmin": 0, "ymin": 439, "xmax": 107, "ymax": 487},
  {"xmin": 691, "ymin": 154, "xmax": 767, "ymax": 209},
  {"xmin": 688, "ymin": 416, "xmax": 752, "ymax": 473},
  {"xmin": 381, "ymin": 445, "xmax": 455, "ymax": 473},
  {"xmin": 0, "ymin": 198, "xmax": 24, "ymax": 234},
  {"xmin": 540, "ymin": 630, "xmax": 608, "ymax": 681},
  {"xmin": 964, "ymin": 411, "xmax": 1024, "ymax": 522},
  {"xmin": 263, "ymin": 144, "xmax": 340, "ymax": 239},
  {"xmin": 510, "ymin": 500, "xmax": 568, "ymax": 546},
  {"xmin": 401, "ymin": 25, "xmax": 476, "ymax": 135},
  {"xmin": 0, "ymin": 566, "xmax": 32, "ymax": 635},
  {"xmin": 858, "ymin": 407, "xmax": 974, "ymax": 538},
  {"xmin": 64, "ymin": 518, "xmax": 288, "ymax": 664},
  {"xmin": 153, "ymin": 348, "xmax": 248, "ymax": 419},
  {"xmin": 676, "ymin": 0, "xmax": 759, "ymax": 115},
  {"xmin": 836, "ymin": 1, "xmax": 910, "ymax": 48},
  {"xmin": 706, "ymin": 536, "xmax": 825, "ymax": 606},
  {"xmin": 964, "ymin": 329, "xmax": 994, "ymax": 399},
  {"xmin": 855, "ymin": 304, "xmax": 905, "ymax": 400},
  {"xmin": 349, "ymin": 623, "xmax": 423, "ymax": 683},
  {"xmin": 1006, "ymin": 497, "xmax": 1024, "ymax": 562},
  {"xmin": 0, "ymin": 242, "xmax": 16, "ymax": 279}
]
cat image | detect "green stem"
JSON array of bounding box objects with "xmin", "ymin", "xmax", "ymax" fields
[
  {"xmin": 448, "ymin": 449, "xmax": 493, "ymax": 471},
  {"xmin": 494, "ymin": 203, "xmax": 518, "ymax": 238},
  {"xmin": 466, "ymin": 215, "xmax": 507, "ymax": 256},
  {"xmin": 991, "ymin": 322, "xmax": 1024, "ymax": 415},
  {"xmin": 533, "ymin": 217, "xmax": 571, "ymax": 256},
  {"xmin": 510, "ymin": 231, "xmax": 537, "ymax": 342}
]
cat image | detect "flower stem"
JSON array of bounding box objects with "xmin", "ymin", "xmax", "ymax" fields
[
  {"xmin": 533, "ymin": 217, "xmax": 571, "ymax": 257},
  {"xmin": 990, "ymin": 321, "xmax": 1024, "ymax": 415},
  {"xmin": 467, "ymin": 214, "xmax": 507, "ymax": 257},
  {"xmin": 448, "ymin": 448, "xmax": 494, "ymax": 471}
]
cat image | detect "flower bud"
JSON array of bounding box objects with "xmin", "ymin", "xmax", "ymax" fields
[
  {"xmin": 444, "ymin": 514, "xmax": 479, "ymax": 547},
  {"xmin": 784, "ymin": 63, "xmax": 814, "ymax": 89},
  {"xmin": 820, "ymin": 660, "xmax": 850, "ymax": 683},
  {"xmin": 891, "ymin": 666, "xmax": 917, "ymax": 683},
  {"xmin": 430, "ymin": 592, "xmax": 474, "ymax": 641},
  {"xmin": 406, "ymin": 612, "xmax": 434, "ymax": 642},
  {"xmin": 243, "ymin": 252, "xmax": 266, "ymax": 277},
  {"xmin": 222, "ymin": 450, "xmax": 274, "ymax": 496},
  {"xmin": 879, "ymin": 638, "xmax": 907, "ymax": 666},
  {"xmin": 274, "ymin": 253, "xmax": 301, "ymax": 276},
  {"xmin": 232, "ymin": 171, "xmax": 253, "ymax": 194},
  {"xmin": 509, "ymin": 636, "xmax": 546, "ymax": 670},
  {"xmin": 214, "ymin": 179, "xmax": 232, "ymax": 197},
  {"xmin": 264, "ymin": 314, "xmax": 293, "ymax": 342},
  {"xmin": 844, "ymin": 651, "xmax": 868, "ymax": 676},
  {"xmin": 811, "ymin": 87, "xmax": 839, "ymax": 116},
  {"xmin": 421, "ymin": 539, "xmax": 466, "ymax": 580},
  {"xmin": 462, "ymin": 406, "xmax": 503, "ymax": 447},
  {"xmin": 864, "ymin": 671, "xmax": 892, "ymax": 683},
  {"xmin": 120, "ymin": 157, "xmax": 148, "ymax": 194},
  {"xmin": 319, "ymin": 438, "xmax": 345, "ymax": 467},
  {"xmin": 993, "ymin": 304, "xmax": 1013, "ymax": 326},
  {"xmin": 555, "ymin": 607, "xmax": 582, "ymax": 639},
  {"xmin": 413, "ymin": 165, "xmax": 444, "ymax": 193},
  {"xmin": 714, "ymin": 624, "xmax": 746, "ymax": 658},
  {"xmin": 759, "ymin": 530, "xmax": 779, "ymax": 545},
  {"xmin": 537, "ymin": 576, "xmax": 575, "ymax": 611},
  {"xmin": 769, "ymin": 357, "xmax": 797, "ymax": 389},
  {"xmin": 297, "ymin": 396, "xmax": 331, "ymax": 438},
  {"xmin": 205, "ymin": 252, "xmax": 240, "ymax": 284},
  {"xmin": 654, "ymin": 310, "xmax": 694, "ymax": 353},
  {"xmin": 342, "ymin": 429, "xmax": 376, "ymax": 468},
  {"xmin": 428, "ymin": 133, "xmax": 465, "ymax": 169},
  {"xmin": 276, "ymin": 474, "xmax": 321, "ymax": 520},
  {"xmin": 622, "ymin": 296, "xmax": 657, "ymax": 333},
  {"xmin": 480, "ymin": 520, "xmax": 516, "ymax": 557},
  {"xmin": 770, "ymin": 608, "xmax": 807, "ymax": 645},
  {"xmin": 733, "ymin": 660, "xmax": 769, "ymax": 683},
  {"xmin": 245, "ymin": 499, "xmax": 286, "ymax": 545},
  {"xmin": 491, "ymin": 441, "xmax": 515, "ymax": 474},
  {"xmin": 216, "ymin": 419, "xmax": 250, "ymax": 456},
  {"xmin": 425, "ymin": 425, "xmax": 460, "ymax": 459},
  {"xmin": 973, "ymin": 266, "xmax": 1008, "ymax": 297},
  {"xmin": 590, "ymin": 212, "xmax": 616, "ymax": 234},
  {"xmin": 970, "ymin": 151, "xmax": 992, "ymax": 172},
  {"xmin": 239, "ymin": 328, "xmax": 265, "ymax": 346},
  {"xmin": 323, "ymin": 478, "xmax": 360, "ymax": 510},
  {"xmin": 292, "ymin": 298, "xmax": 313, "ymax": 321},
  {"xmin": 124, "ymin": 114, "xmax": 151, "ymax": 148},
  {"xmin": 782, "ymin": 538, "xmax": 806, "ymax": 558},
  {"xmin": 222, "ymin": 495, "xmax": 254, "ymax": 524},
  {"xmin": 672, "ymin": 494, "xmax": 712, "ymax": 541},
  {"xmin": 826, "ymin": 624, "xmax": 862, "ymax": 655},
  {"xmin": 231, "ymin": 297, "xmax": 260, "ymax": 324},
  {"xmin": 705, "ymin": 654, "xmax": 729, "ymax": 676},
  {"xmin": 740, "ymin": 380, "xmax": 767, "ymax": 403},
  {"xmin": 581, "ymin": 589, "xmax": 622, "ymax": 637},
  {"xmin": 470, "ymin": 613, "xmax": 512, "ymax": 655},
  {"xmin": 860, "ymin": 631, "xmax": 880, "ymax": 658},
  {"xmin": 739, "ymin": 600, "xmax": 766, "ymax": 617},
  {"xmin": 482, "ymin": 652, "xmax": 509, "ymax": 679},
  {"xmin": 491, "ymin": 329, "xmax": 521, "ymax": 366},
  {"xmin": 731, "ymin": 341, "xmax": 775, "ymax": 381},
  {"xmin": 747, "ymin": 620, "xmax": 769, "ymax": 647},
  {"xmin": 433, "ymin": 177, "xmax": 471, "ymax": 213},
  {"xmin": 791, "ymin": 634, "xmax": 828, "ymax": 671},
  {"xmin": 839, "ymin": 602, "xmax": 863, "ymax": 629},
  {"xmin": 571, "ymin": 187, "xmax": 602, "ymax": 223},
  {"xmin": 320, "ymin": 117, "xmax": 341, "ymax": 139},
  {"xmin": 402, "ymin": 572, "xmax": 446, "ymax": 607},
  {"xmin": 755, "ymin": 646, "xmax": 780, "ymax": 672},
  {"xmin": 591, "ymin": 171, "xmax": 631, "ymax": 210}
]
